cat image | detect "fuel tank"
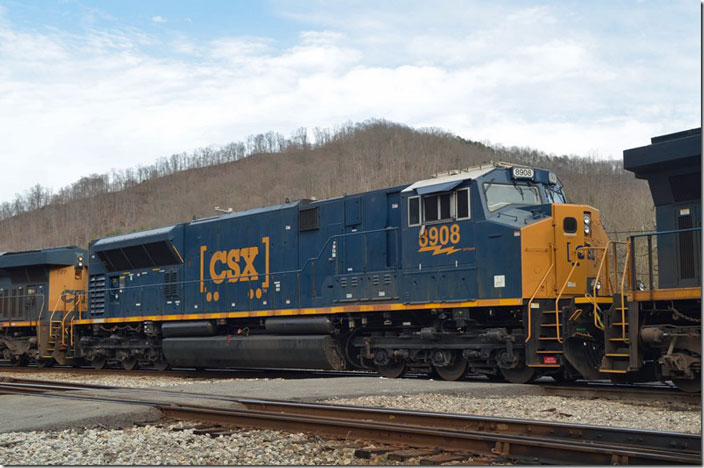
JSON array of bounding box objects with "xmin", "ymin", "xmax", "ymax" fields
[
  {"xmin": 264, "ymin": 317, "xmax": 334, "ymax": 334},
  {"xmin": 161, "ymin": 321, "xmax": 217, "ymax": 337},
  {"xmin": 162, "ymin": 334, "xmax": 345, "ymax": 370}
]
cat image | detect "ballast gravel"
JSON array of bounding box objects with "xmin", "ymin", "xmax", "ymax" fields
[
  {"xmin": 0, "ymin": 423, "xmax": 420, "ymax": 465},
  {"xmin": 323, "ymin": 393, "xmax": 701, "ymax": 434},
  {"xmin": 0, "ymin": 370, "xmax": 266, "ymax": 388},
  {"xmin": 0, "ymin": 370, "xmax": 699, "ymax": 464}
]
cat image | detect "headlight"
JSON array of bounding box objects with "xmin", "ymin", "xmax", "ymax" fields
[
  {"xmin": 584, "ymin": 213, "xmax": 591, "ymax": 235},
  {"xmin": 595, "ymin": 280, "xmax": 601, "ymax": 291},
  {"xmin": 583, "ymin": 213, "xmax": 591, "ymax": 224},
  {"xmin": 584, "ymin": 224, "xmax": 591, "ymax": 235}
]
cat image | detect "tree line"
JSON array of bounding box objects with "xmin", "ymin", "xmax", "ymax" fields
[{"xmin": 0, "ymin": 119, "xmax": 653, "ymax": 252}]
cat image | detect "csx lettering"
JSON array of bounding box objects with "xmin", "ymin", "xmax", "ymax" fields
[{"xmin": 210, "ymin": 247, "xmax": 259, "ymax": 284}]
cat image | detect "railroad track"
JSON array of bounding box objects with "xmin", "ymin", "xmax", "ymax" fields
[
  {"xmin": 0, "ymin": 365, "xmax": 373, "ymax": 380},
  {"xmin": 0, "ymin": 377, "xmax": 700, "ymax": 465},
  {"xmin": 1, "ymin": 365, "xmax": 699, "ymax": 405},
  {"xmin": 540, "ymin": 382, "xmax": 701, "ymax": 405}
]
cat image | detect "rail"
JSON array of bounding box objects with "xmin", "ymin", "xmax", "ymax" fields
[{"xmin": 0, "ymin": 377, "xmax": 699, "ymax": 465}]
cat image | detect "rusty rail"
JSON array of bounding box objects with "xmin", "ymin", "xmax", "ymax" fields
[{"xmin": 0, "ymin": 377, "xmax": 699, "ymax": 465}]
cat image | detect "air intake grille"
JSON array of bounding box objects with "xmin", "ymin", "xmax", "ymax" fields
[
  {"xmin": 299, "ymin": 207, "xmax": 320, "ymax": 231},
  {"xmin": 164, "ymin": 271, "xmax": 179, "ymax": 299},
  {"xmin": 88, "ymin": 274, "xmax": 106, "ymax": 316}
]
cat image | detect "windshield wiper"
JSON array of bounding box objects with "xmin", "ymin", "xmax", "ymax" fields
[
  {"xmin": 483, "ymin": 178, "xmax": 495, "ymax": 195},
  {"xmin": 511, "ymin": 179, "xmax": 526, "ymax": 201}
]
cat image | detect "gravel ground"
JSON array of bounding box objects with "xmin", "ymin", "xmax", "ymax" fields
[
  {"xmin": 0, "ymin": 370, "xmax": 269, "ymax": 388},
  {"xmin": 0, "ymin": 422, "xmax": 434, "ymax": 465},
  {"xmin": 0, "ymin": 371, "xmax": 699, "ymax": 464},
  {"xmin": 323, "ymin": 393, "xmax": 702, "ymax": 434}
]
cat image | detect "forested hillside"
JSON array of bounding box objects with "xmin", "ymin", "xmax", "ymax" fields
[{"xmin": 0, "ymin": 120, "xmax": 652, "ymax": 251}]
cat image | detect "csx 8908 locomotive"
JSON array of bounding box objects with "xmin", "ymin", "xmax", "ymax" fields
[{"xmin": 0, "ymin": 132, "xmax": 700, "ymax": 391}]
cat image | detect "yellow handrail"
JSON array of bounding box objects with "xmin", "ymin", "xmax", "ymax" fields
[
  {"xmin": 584, "ymin": 244, "xmax": 609, "ymax": 330},
  {"xmin": 553, "ymin": 260, "xmax": 579, "ymax": 343},
  {"xmin": 618, "ymin": 243, "xmax": 631, "ymax": 341},
  {"xmin": 47, "ymin": 291, "xmax": 72, "ymax": 347},
  {"xmin": 524, "ymin": 245, "xmax": 555, "ymax": 344},
  {"xmin": 47, "ymin": 294, "xmax": 64, "ymax": 323},
  {"xmin": 62, "ymin": 292, "xmax": 83, "ymax": 346}
]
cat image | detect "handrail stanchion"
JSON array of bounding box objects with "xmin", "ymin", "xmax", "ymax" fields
[
  {"xmin": 619, "ymin": 244, "xmax": 631, "ymax": 341},
  {"xmin": 524, "ymin": 245, "xmax": 555, "ymax": 344},
  {"xmin": 647, "ymin": 235, "xmax": 654, "ymax": 292}
]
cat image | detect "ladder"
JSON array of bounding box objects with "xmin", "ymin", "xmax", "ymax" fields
[
  {"xmin": 600, "ymin": 242, "xmax": 639, "ymax": 374},
  {"xmin": 600, "ymin": 294, "xmax": 639, "ymax": 373},
  {"xmin": 39, "ymin": 291, "xmax": 82, "ymax": 364}
]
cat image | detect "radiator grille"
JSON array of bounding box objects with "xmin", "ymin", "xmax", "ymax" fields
[{"xmin": 88, "ymin": 274, "xmax": 106, "ymax": 315}]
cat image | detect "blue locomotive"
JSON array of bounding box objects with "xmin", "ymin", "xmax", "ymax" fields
[
  {"xmin": 69, "ymin": 162, "xmax": 612, "ymax": 382},
  {"xmin": 3, "ymin": 148, "xmax": 697, "ymax": 391}
]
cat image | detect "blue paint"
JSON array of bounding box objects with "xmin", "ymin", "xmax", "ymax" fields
[{"xmin": 87, "ymin": 165, "xmax": 564, "ymax": 318}]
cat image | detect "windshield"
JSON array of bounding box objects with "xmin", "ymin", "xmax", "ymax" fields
[
  {"xmin": 546, "ymin": 184, "xmax": 566, "ymax": 204},
  {"xmin": 483, "ymin": 183, "xmax": 541, "ymax": 212}
]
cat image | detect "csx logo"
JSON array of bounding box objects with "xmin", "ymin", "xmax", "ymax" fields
[
  {"xmin": 566, "ymin": 242, "xmax": 596, "ymax": 263},
  {"xmin": 209, "ymin": 247, "xmax": 259, "ymax": 283},
  {"xmin": 200, "ymin": 237, "xmax": 270, "ymax": 303}
]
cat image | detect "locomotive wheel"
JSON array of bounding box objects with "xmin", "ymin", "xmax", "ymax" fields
[
  {"xmin": 152, "ymin": 360, "xmax": 170, "ymax": 371},
  {"xmin": 121, "ymin": 357, "xmax": 138, "ymax": 371},
  {"xmin": 500, "ymin": 364, "xmax": 536, "ymax": 384},
  {"xmin": 673, "ymin": 377, "xmax": 701, "ymax": 393},
  {"xmin": 433, "ymin": 357, "xmax": 468, "ymax": 381},
  {"xmin": 377, "ymin": 360, "xmax": 406, "ymax": 378},
  {"xmin": 91, "ymin": 357, "xmax": 107, "ymax": 370}
]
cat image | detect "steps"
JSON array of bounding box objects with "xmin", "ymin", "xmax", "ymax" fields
[
  {"xmin": 600, "ymin": 294, "xmax": 639, "ymax": 373},
  {"xmin": 526, "ymin": 302, "xmax": 563, "ymax": 367}
]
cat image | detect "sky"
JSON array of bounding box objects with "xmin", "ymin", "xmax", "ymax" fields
[{"xmin": 0, "ymin": 0, "xmax": 700, "ymax": 203}]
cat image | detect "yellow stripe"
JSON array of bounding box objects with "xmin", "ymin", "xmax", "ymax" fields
[
  {"xmin": 172, "ymin": 245, "xmax": 184, "ymax": 264},
  {"xmin": 69, "ymin": 298, "xmax": 524, "ymax": 325},
  {"xmin": 573, "ymin": 297, "xmax": 613, "ymax": 305},
  {"xmin": 632, "ymin": 287, "xmax": 701, "ymax": 302},
  {"xmin": 0, "ymin": 321, "xmax": 35, "ymax": 327}
]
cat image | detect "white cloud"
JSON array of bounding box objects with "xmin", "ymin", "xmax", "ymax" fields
[
  {"xmin": 0, "ymin": 2, "xmax": 698, "ymax": 203},
  {"xmin": 151, "ymin": 16, "xmax": 167, "ymax": 24}
]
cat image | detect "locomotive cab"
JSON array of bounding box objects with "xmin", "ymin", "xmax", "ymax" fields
[{"xmin": 398, "ymin": 163, "xmax": 611, "ymax": 382}]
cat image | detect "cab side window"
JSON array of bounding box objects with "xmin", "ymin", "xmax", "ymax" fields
[
  {"xmin": 456, "ymin": 188, "xmax": 470, "ymax": 219},
  {"xmin": 407, "ymin": 188, "xmax": 471, "ymax": 226},
  {"xmin": 423, "ymin": 193, "xmax": 452, "ymax": 223},
  {"xmin": 408, "ymin": 197, "xmax": 421, "ymax": 226}
]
